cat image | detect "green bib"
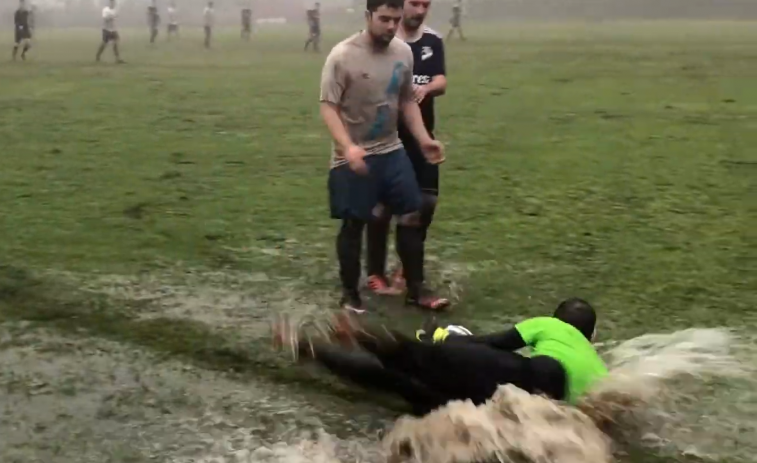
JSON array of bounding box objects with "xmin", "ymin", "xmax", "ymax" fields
[{"xmin": 515, "ymin": 317, "xmax": 608, "ymax": 403}]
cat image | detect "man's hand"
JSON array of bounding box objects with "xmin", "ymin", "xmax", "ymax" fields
[
  {"xmin": 420, "ymin": 139, "xmax": 445, "ymax": 165},
  {"xmin": 345, "ymin": 145, "xmax": 368, "ymax": 174},
  {"xmin": 413, "ymin": 84, "xmax": 429, "ymax": 104}
]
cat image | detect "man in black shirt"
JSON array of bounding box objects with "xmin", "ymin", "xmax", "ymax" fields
[
  {"xmin": 13, "ymin": 0, "xmax": 32, "ymax": 61},
  {"xmin": 365, "ymin": 0, "xmax": 449, "ymax": 311}
]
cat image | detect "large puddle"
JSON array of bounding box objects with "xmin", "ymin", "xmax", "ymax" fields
[
  {"xmin": 4, "ymin": 322, "xmax": 757, "ymax": 463},
  {"xmin": 0, "ymin": 322, "xmax": 389, "ymax": 463}
]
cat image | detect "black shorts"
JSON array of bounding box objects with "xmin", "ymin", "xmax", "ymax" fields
[
  {"xmin": 168, "ymin": 24, "xmax": 179, "ymax": 32},
  {"xmin": 102, "ymin": 30, "xmax": 119, "ymax": 43},
  {"xmin": 401, "ymin": 133, "xmax": 440, "ymax": 196},
  {"xmin": 15, "ymin": 28, "xmax": 31, "ymax": 43},
  {"xmin": 329, "ymin": 148, "xmax": 422, "ymax": 221},
  {"xmin": 310, "ymin": 26, "xmax": 321, "ymax": 37}
]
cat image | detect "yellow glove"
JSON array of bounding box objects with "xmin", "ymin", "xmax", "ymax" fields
[{"xmin": 432, "ymin": 327, "xmax": 450, "ymax": 343}]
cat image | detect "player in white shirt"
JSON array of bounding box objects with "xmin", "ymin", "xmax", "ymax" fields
[
  {"xmin": 203, "ymin": 1, "xmax": 215, "ymax": 49},
  {"xmin": 167, "ymin": 1, "xmax": 179, "ymax": 40},
  {"xmin": 96, "ymin": 0, "xmax": 124, "ymax": 63}
]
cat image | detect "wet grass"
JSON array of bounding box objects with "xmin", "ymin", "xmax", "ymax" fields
[
  {"xmin": 0, "ymin": 22, "xmax": 755, "ymax": 461},
  {"xmin": 0, "ymin": 264, "xmax": 407, "ymax": 418}
]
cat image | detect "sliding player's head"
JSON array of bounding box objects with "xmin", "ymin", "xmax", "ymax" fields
[
  {"xmin": 553, "ymin": 298, "xmax": 597, "ymax": 341},
  {"xmin": 110, "ymin": 0, "xmax": 116, "ymax": 8},
  {"xmin": 403, "ymin": 0, "xmax": 430, "ymax": 32},
  {"xmin": 365, "ymin": 0, "xmax": 403, "ymax": 47}
]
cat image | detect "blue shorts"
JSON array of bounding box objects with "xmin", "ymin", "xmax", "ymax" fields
[{"xmin": 329, "ymin": 148, "xmax": 422, "ymax": 221}]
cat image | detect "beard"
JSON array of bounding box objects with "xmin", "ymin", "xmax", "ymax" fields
[
  {"xmin": 370, "ymin": 30, "xmax": 396, "ymax": 47},
  {"xmin": 403, "ymin": 15, "xmax": 425, "ymax": 30}
]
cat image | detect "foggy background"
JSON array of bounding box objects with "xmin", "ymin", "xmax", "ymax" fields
[{"xmin": 5, "ymin": 0, "xmax": 757, "ymax": 29}]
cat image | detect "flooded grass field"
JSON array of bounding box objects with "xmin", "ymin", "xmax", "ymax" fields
[{"xmin": 1, "ymin": 22, "xmax": 755, "ymax": 462}]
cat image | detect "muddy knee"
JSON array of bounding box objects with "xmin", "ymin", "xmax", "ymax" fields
[{"xmin": 397, "ymin": 211, "xmax": 421, "ymax": 227}]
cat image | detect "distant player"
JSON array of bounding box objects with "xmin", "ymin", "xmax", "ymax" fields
[
  {"xmin": 167, "ymin": 1, "xmax": 179, "ymax": 40},
  {"xmin": 241, "ymin": 5, "xmax": 252, "ymax": 40},
  {"xmin": 13, "ymin": 0, "xmax": 32, "ymax": 61},
  {"xmin": 447, "ymin": 0, "xmax": 465, "ymax": 41},
  {"xmin": 365, "ymin": 0, "xmax": 448, "ymax": 307},
  {"xmin": 320, "ymin": 0, "xmax": 446, "ymax": 313},
  {"xmin": 203, "ymin": 1, "xmax": 215, "ymax": 49},
  {"xmin": 147, "ymin": 0, "xmax": 160, "ymax": 44},
  {"xmin": 96, "ymin": 0, "xmax": 124, "ymax": 64},
  {"xmin": 304, "ymin": 2, "xmax": 321, "ymax": 52}
]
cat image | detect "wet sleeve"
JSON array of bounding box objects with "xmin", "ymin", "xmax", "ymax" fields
[
  {"xmin": 514, "ymin": 317, "xmax": 549, "ymax": 346},
  {"xmin": 446, "ymin": 327, "xmax": 526, "ymax": 351},
  {"xmin": 429, "ymin": 37, "xmax": 446, "ymax": 77},
  {"xmin": 320, "ymin": 49, "xmax": 345, "ymax": 105}
]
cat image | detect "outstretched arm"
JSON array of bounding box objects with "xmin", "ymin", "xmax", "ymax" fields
[{"xmin": 446, "ymin": 327, "xmax": 527, "ymax": 351}]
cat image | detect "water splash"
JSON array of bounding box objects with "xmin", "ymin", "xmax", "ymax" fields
[
  {"xmin": 585, "ymin": 328, "xmax": 757, "ymax": 459},
  {"xmin": 384, "ymin": 385, "xmax": 612, "ymax": 463},
  {"xmin": 384, "ymin": 328, "xmax": 757, "ymax": 463},
  {"xmin": 186, "ymin": 328, "xmax": 757, "ymax": 463}
]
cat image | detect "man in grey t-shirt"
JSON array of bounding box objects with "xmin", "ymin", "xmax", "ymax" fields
[{"xmin": 320, "ymin": 0, "xmax": 448, "ymax": 313}]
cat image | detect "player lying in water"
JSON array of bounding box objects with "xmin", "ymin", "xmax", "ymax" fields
[{"xmin": 272, "ymin": 298, "xmax": 608, "ymax": 416}]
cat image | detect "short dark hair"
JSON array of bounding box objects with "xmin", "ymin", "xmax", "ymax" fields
[
  {"xmin": 553, "ymin": 298, "xmax": 596, "ymax": 340},
  {"xmin": 366, "ymin": 0, "xmax": 403, "ymax": 13}
]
